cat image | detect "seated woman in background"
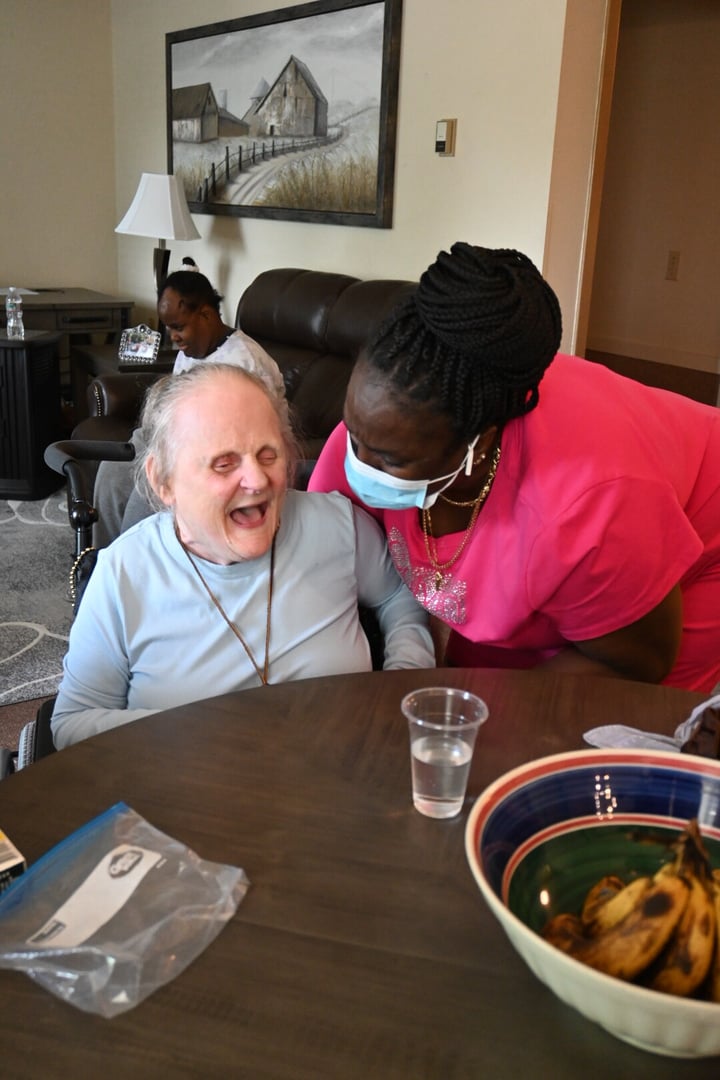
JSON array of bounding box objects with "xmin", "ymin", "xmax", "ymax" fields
[
  {"xmin": 93, "ymin": 269, "xmax": 283, "ymax": 547},
  {"xmin": 51, "ymin": 364, "xmax": 435, "ymax": 749},
  {"xmin": 308, "ymin": 242, "xmax": 720, "ymax": 693}
]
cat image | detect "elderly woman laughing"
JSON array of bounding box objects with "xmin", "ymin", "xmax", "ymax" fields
[{"xmin": 51, "ymin": 363, "xmax": 434, "ymax": 748}]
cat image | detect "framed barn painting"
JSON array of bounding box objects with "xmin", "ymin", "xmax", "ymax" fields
[{"xmin": 166, "ymin": 0, "xmax": 403, "ymax": 228}]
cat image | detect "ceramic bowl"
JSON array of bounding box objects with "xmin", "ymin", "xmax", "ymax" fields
[{"xmin": 464, "ymin": 748, "xmax": 720, "ymax": 1058}]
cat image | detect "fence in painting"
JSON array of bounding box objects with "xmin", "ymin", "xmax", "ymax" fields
[{"xmin": 194, "ymin": 130, "xmax": 343, "ymax": 203}]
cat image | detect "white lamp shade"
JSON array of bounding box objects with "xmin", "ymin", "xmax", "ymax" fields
[{"xmin": 115, "ymin": 173, "xmax": 200, "ymax": 241}]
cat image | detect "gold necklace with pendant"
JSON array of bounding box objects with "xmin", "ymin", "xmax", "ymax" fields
[
  {"xmin": 175, "ymin": 525, "xmax": 275, "ymax": 686},
  {"xmin": 421, "ymin": 444, "xmax": 501, "ymax": 589}
]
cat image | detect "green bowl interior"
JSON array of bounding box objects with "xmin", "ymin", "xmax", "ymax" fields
[{"xmin": 508, "ymin": 823, "xmax": 720, "ymax": 933}]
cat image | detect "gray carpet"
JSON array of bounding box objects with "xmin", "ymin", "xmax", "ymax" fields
[{"xmin": 0, "ymin": 487, "xmax": 74, "ymax": 706}]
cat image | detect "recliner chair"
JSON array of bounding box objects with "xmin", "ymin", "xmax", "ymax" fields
[{"xmin": 73, "ymin": 268, "xmax": 417, "ymax": 459}]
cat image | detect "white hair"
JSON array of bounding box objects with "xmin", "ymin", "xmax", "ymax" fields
[{"xmin": 134, "ymin": 362, "xmax": 299, "ymax": 510}]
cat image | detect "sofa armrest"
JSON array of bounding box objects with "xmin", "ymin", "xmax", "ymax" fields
[
  {"xmin": 86, "ymin": 372, "xmax": 162, "ymax": 422},
  {"xmin": 71, "ymin": 414, "xmax": 138, "ymax": 442}
]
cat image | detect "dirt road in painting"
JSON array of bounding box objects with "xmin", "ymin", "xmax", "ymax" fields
[{"xmin": 218, "ymin": 128, "xmax": 350, "ymax": 205}]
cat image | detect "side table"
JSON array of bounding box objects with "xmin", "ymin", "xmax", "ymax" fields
[
  {"xmin": 15, "ymin": 288, "xmax": 133, "ymax": 338},
  {"xmin": 1, "ymin": 288, "xmax": 134, "ymax": 409},
  {"xmin": 0, "ymin": 330, "xmax": 63, "ymax": 499}
]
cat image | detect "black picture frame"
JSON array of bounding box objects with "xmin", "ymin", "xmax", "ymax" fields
[{"xmin": 166, "ymin": 0, "xmax": 403, "ymax": 228}]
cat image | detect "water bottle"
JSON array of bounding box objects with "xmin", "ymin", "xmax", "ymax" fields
[{"xmin": 5, "ymin": 287, "xmax": 24, "ymax": 339}]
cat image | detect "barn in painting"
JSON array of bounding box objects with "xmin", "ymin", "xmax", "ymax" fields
[
  {"xmin": 243, "ymin": 56, "xmax": 328, "ymax": 138},
  {"xmin": 172, "ymin": 83, "xmax": 248, "ymax": 142}
]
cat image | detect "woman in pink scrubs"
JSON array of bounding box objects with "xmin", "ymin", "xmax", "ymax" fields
[{"xmin": 309, "ymin": 242, "xmax": 720, "ymax": 693}]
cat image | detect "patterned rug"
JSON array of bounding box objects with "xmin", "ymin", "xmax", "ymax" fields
[{"xmin": 0, "ymin": 487, "xmax": 74, "ymax": 706}]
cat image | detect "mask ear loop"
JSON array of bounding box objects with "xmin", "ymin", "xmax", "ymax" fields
[{"xmin": 464, "ymin": 436, "xmax": 480, "ymax": 476}]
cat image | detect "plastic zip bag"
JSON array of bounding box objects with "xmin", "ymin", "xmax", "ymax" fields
[
  {"xmin": 584, "ymin": 692, "xmax": 720, "ymax": 752},
  {"xmin": 0, "ymin": 802, "xmax": 249, "ymax": 1017}
]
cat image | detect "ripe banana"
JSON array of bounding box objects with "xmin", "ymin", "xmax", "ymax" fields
[
  {"xmin": 647, "ymin": 869, "xmax": 715, "ymax": 995},
  {"xmin": 581, "ymin": 874, "xmax": 651, "ymax": 935},
  {"xmin": 541, "ymin": 820, "xmax": 720, "ymax": 1000},
  {"xmin": 580, "ymin": 874, "xmax": 624, "ymax": 927},
  {"xmin": 542, "ymin": 911, "xmax": 586, "ymax": 956},
  {"xmin": 543, "ymin": 870, "xmax": 689, "ymax": 981},
  {"xmin": 647, "ymin": 820, "xmax": 717, "ymax": 997},
  {"xmin": 575, "ymin": 872, "xmax": 689, "ymax": 980}
]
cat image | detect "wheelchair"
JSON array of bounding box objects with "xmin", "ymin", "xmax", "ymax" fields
[
  {"xmin": 3, "ymin": 440, "xmax": 384, "ymax": 774},
  {"xmin": 3, "ymin": 439, "xmax": 134, "ymax": 774}
]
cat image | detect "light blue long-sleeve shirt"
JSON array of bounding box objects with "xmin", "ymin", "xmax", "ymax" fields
[{"xmin": 52, "ymin": 491, "xmax": 435, "ymax": 748}]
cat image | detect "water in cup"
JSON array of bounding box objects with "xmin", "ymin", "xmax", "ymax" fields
[
  {"xmin": 411, "ymin": 733, "xmax": 473, "ymax": 818},
  {"xmin": 402, "ymin": 686, "xmax": 489, "ymax": 820}
]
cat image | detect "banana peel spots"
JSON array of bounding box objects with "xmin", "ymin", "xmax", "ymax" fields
[{"xmin": 542, "ymin": 819, "xmax": 720, "ymax": 1002}]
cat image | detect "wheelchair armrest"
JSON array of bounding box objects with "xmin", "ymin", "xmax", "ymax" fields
[{"xmin": 44, "ymin": 440, "xmax": 135, "ymax": 549}]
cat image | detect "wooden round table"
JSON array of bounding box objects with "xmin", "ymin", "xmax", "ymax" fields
[{"xmin": 0, "ymin": 668, "xmax": 714, "ymax": 1078}]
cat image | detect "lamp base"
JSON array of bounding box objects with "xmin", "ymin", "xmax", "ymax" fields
[
  {"xmin": 153, "ymin": 246, "xmax": 171, "ymax": 295},
  {"xmin": 153, "ymin": 246, "xmax": 171, "ymax": 342}
]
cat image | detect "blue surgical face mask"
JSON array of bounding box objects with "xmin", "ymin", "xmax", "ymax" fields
[{"xmin": 344, "ymin": 432, "xmax": 479, "ymax": 511}]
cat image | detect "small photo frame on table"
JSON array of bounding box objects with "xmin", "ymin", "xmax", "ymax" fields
[{"xmin": 118, "ymin": 325, "xmax": 162, "ymax": 365}]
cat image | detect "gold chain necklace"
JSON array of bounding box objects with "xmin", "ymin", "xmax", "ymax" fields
[
  {"xmin": 421, "ymin": 444, "xmax": 501, "ymax": 589},
  {"xmin": 438, "ymin": 492, "xmax": 483, "ymax": 507},
  {"xmin": 175, "ymin": 525, "xmax": 275, "ymax": 686}
]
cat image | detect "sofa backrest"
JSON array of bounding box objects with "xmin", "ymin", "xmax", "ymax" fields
[
  {"xmin": 78, "ymin": 267, "xmax": 417, "ymax": 462},
  {"xmin": 236, "ymin": 268, "xmax": 416, "ymax": 458}
]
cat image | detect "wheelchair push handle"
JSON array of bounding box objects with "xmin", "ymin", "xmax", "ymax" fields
[{"xmin": 44, "ymin": 439, "xmax": 135, "ymax": 472}]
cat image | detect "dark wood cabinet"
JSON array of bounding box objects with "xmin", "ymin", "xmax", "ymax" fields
[
  {"xmin": 0, "ymin": 330, "xmax": 63, "ymax": 499},
  {"xmin": 1, "ymin": 288, "xmax": 135, "ymax": 409}
]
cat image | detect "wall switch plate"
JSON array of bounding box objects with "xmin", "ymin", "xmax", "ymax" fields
[
  {"xmin": 665, "ymin": 249, "xmax": 680, "ymax": 281},
  {"xmin": 435, "ymin": 119, "xmax": 457, "ymax": 156}
]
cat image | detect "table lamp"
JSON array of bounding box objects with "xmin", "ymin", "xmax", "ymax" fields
[{"xmin": 115, "ymin": 173, "xmax": 200, "ymax": 294}]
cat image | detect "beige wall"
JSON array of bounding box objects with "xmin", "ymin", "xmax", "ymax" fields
[
  {"xmin": 111, "ymin": 0, "xmax": 569, "ymax": 325},
  {"xmin": 587, "ymin": 0, "xmax": 720, "ymax": 372},
  {"xmin": 3, "ymin": 0, "xmax": 607, "ymax": 341},
  {"xmin": 0, "ymin": 0, "xmax": 117, "ymax": 291}
]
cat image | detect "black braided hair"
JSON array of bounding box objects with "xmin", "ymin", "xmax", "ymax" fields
[
  {"xmin": 364, "ymin": 243, "xmax": 562, "ymax": 439},
  {"xmin": 157, "ymin": 270, "xmax": 223, "ymax": 313}
]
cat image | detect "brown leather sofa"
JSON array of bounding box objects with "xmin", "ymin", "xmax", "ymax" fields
[{"xmin": 74, "ymin": 267, "xmax": 417, "ymax": 461}]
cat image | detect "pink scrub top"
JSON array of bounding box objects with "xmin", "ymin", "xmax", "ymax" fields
[{"xmin": 309, "ymin": 355, "xmax": 720, "ymax": 692}]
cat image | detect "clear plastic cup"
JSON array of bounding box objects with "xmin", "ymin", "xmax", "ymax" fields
[{"xmin": 402, "ymin": 687, "xmax": 489, "ymax": 819}]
